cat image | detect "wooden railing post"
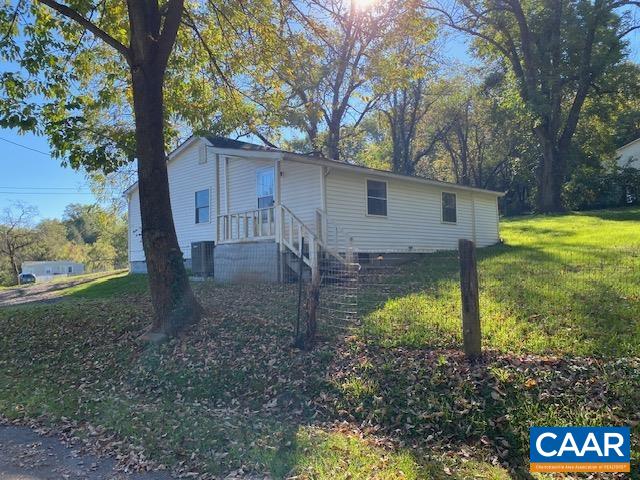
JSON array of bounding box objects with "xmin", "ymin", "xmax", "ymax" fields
[{"xmin": 459, "ymin": 239, "xmax": 481, "ymax": 359}]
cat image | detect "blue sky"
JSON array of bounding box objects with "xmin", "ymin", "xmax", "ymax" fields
[
  {"xmin": 0, "ymin": 28, "xmax": 638, "ymax": 221},
  {"xmin": 0, "ymin": 130, "xmax": 99, "ymax": 220}
]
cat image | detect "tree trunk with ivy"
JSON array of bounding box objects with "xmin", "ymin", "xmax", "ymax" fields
[{"xmin": 127, "ymin": 0, "xmax": 202, "ymax": 337}]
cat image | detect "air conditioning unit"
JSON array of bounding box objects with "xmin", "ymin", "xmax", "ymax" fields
[{"xmin": 191, "ymin": 241, "xmax": 215, "ymax": 277}]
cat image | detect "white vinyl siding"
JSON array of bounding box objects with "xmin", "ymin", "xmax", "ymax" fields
[
  {"xmin": 127, "ymin": 138, "xmax": 501, "ymax": 266},
  {"xmin": 21, "ymin": 261, "xmax": 85, "ymax": 276},
  {"xmin": 326, "ymin": 169, "xmax": 499, "ymax": 252},
  {"xmin": 128, "ymin": 189, "xmax": 144, "ymax": 261},
  {"xmin": 280, "ymin": 161, "xmax": 323, "ymax": 232},
  {"xmin": 616, "ymin": 139, "xmax": 640, "ymax": 169},
  {"xmin": 226, "ymin": 156, "xmax": 274, "ymax": 213},
  {"xmin": 128, "ymin": 138, "xmax": 216, "ymax": 262},
  {"xmin": 474, "ymin": 195, "xmax": 500, "ymax": 247}
]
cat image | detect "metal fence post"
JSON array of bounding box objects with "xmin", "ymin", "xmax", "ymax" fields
[{"xmin": 459, "ymin": 239, "xmax": 481, "ymax": 359}]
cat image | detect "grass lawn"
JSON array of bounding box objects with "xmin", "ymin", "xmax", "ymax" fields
[
  {"xmin": 362, "ymin": 207, "xmax": 640, "ymax": 357},
  {"xmin": 0, "ymin": 207, "xmax": 638, "ymax": 478}
]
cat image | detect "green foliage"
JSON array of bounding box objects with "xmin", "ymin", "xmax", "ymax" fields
[
  {"xmin": 563, "ymin": 166, "xmax": 640, "ymax": 210},
  {"xmin": 0, "ymin": 0, "xmax": 282, "ymax": 173},
  {"xmin": 0, "ymin": 202, "xmax": 127, "ymax": 286}
]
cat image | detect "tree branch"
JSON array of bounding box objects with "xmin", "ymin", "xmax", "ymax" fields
[
  {"xmin": 36, "ymin": 0, "xmax": 130, "ymax": 60},
  {"xmin": 157, "ymin": 0, "xmax": 184, "ymax": 70}
]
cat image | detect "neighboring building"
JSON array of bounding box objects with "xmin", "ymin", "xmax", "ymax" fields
[
  {"xmin": 22, "ymin": 261, "xmax": 85, "ymax": 279},
  {"xmin": 125, "ymin": 136, "xmax": 504, "ymax": 282},
  {"xmin": 616, "ymin": 138, "xmax": 640, "ymax": 169}
]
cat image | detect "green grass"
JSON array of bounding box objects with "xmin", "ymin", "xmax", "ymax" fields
[
  {"xmin": 61, "ymin": 271, "xmax": 148, "ymax": 298},
  {"xmin": 0, "ymin": 207, "xmax": 638, "ymax": 478},
  {"xmin": 362, "ymin": 207, "xmax": 640, "ymax": 357}
]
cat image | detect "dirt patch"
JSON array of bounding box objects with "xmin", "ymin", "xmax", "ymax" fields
[
  {"xmin": 0, "ymin": 273, "xmax": 117, "ymax": 307},
  {"xmin": 0, "ymin": 425, "xmax": 173, "ymax": 480}
]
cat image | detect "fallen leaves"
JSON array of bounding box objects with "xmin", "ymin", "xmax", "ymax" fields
[{"xmin": 1, "ymin": 282, "xmax": 639, "ymax": 479}]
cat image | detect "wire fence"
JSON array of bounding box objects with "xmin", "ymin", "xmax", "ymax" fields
[{"xmin": 129, "ymin": 242, "xmax": 640, "ymax": 355}]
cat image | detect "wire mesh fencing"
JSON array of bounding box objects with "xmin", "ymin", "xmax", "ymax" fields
[{"xmin": 129, "ymin": 240, "xmax": 640, "ymax": 356}]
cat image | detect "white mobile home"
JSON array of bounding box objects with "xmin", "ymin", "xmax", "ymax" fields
[
  {"xmin": 126, "ymin": 136, "xmax": 503, "ymax": 282},
  {"xmin": 616, "ymin": 138, "xmax": 640, "ymax": 170},
  {"xmin": 22, "ymin": 261, "xmax": 85, "ymax": 278}
]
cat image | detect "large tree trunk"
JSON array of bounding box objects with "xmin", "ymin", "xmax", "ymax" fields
[
  {"xmin": 131, "ymin": 65, "xmax": 202, "ymax": 337},
  {"xmin": 325, "ymin": 119, "xmax": 341, "ymax": 160},
  {"xmin": 536, "ymin": 135, "xmax": 566, "ymax": 213}
]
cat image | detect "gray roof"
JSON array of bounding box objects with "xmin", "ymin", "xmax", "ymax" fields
[
  {"xmin": 204, "ymin": 135, "xmax": 283, "ymax": 153},
  {"xmin": 124, "ymin": 135, "xmax": 504, "ymax": 197}
]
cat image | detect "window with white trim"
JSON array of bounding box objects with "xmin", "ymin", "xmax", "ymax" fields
[
  {"xmin": 442, "ymin": 192, "xmax": 457, "ymax": 223},
  {"xmin": 256, "ymin": 168, "xmax": 275, "ymax": 209},
  {"xmin": 195, "ymin": 189, "xmax": 209, "ymax": 224},
  {"xmin": 367, "ymin": 180, "xmax": 387, "ymax": 216}
]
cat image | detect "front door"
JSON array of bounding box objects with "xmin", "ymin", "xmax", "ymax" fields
[{"xmin": 256, "ymin": 167, "xmax": 275, "ymax": 235}]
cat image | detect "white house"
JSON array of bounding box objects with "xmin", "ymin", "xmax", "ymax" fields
[
  {"xmin": 126, "ymin": 136, "xmax": 503, "ymax": 282},
  {"xmin": 616, "ymin": 137, "xmax": 640, "ymax": 170},
  {"xmin": 22, "ymin": 261, "xmax": 85, "ymax": 279}
]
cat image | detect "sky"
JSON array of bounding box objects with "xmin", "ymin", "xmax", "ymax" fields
[
  {"xmin": 0, "ymin": 129, "xmax": 100, "ymax": 220},
  {"xmin": 0, "ymin": 27, "xmax": 638, "ymax": 221}
]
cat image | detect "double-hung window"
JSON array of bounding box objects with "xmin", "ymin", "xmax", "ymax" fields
[
  {"xmin": 195, "ymin": 189, "xmax": 209, "ymax": 224},
  {"xmin": 366, "ymin": 179, "xmax": 387, "ymax": 216},
  {"xmin": 256, "ymin": 168, "xmax": 275, "ymax": 209},
  {"xmin": 256, "ymin": 168, "xmax": 275, "ymax": 231},
  {"xmin": 442, "ymin": 192, "xmax": 457, "ymax": 223}
]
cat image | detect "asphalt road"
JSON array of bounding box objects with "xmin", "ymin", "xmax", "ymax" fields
[{"xmin": 0, "ymin": 425, "xmax": 173, "ymax": 480}]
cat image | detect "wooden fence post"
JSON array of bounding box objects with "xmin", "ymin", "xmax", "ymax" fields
[{"xmin": 458, "ymin": 239, "xmax": 481, "ymax": 359}]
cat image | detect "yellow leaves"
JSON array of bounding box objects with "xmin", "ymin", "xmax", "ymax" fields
[{"xmin": 524, "ymin": 378, "xmax": 537, "ymax": 389}]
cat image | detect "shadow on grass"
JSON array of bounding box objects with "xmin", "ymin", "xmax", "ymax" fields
[
  {"xmin": 2, "ymin": 232, "xmax": 638, "ymax": 479},
  {"xmin": 573, "ymin": 206, "xmax": 640, "ymax": 222},
  {"xmin": 355, "ymin": 242, "xmax": 639, "ymax": 357}
]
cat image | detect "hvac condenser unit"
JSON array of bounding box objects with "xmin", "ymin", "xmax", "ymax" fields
[{"xmin": 191, "ymin": 241, "xmax": 215, "ymax": 277}]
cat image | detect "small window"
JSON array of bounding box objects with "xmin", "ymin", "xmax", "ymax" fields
[
  {"xmin": 67, "ymin": 266, "xmax": 73, "ymax": 273},
  {"xmin": 256, "ymin": 168, "xmax": 275, "ymax": 209},
  {"xmin": 195, "ymin": 189, "xmax": 209, "ymax": 224},
  {"xmin": 442, "ymin": 192, "xmax": 457, "ymax": 223},
  {"xmin": 367, "ymin": 180, "xmax": 387, "ymax": 216}
]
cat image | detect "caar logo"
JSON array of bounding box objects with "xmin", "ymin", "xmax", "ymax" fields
[{"xmin": 530, "ymin": 427, "xmax": 630, "ymax": 473}]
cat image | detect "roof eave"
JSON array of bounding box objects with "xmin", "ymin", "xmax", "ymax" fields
[
  {"xmin": 282, "ymin": 152, "xmax": 506, "ymax": 197},
  {"xmin": 616, "ymin": 137, "xmax": 640, "ymax": 154}
]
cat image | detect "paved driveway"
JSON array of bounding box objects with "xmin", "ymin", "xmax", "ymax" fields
[
  {"xmin": 0, "ymin": 426, "xmax": 173, "ymax": 480},
  {"xmin": 0, "ymin": 273, "xmax": 114, "ymax": 307}
]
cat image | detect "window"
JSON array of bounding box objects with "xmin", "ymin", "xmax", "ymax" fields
[
  {"xmin": 195, "ymin": 189, "xmax": 209, "ymax": 224},
  {"xmin": 366, "ymin": 179, "xmax": 387, "ymax": 216},
  {"xmin": 256, "ymin": 168, "xmax": 275, "ymax": 209},
  {"xmin": 67, "ymin": 266, "xmax": 73, "ymax": 273},
  {"xmin": 442, "ymin": 192, "xmax": 457, "ymax": 223}
]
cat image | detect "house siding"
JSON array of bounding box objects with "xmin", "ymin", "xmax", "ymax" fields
[
  {"xmin": 325, "ymin": 169, "xmax": 499, "ymax": 252},
  {"xmin": 281, "ymin": 160, "xmax": 323, "ymax": 232},
  {"xmin": 617, "ymin": 139, "xmax": 640, "ymax": 169},
  {"xmin": 226, "ymin": 156, "xmax": 274, "ymax": 213},
  {"xmin": 474, "ymin": 195, "xmax": 500, "ymax": 247},
  {"xmin": 127, "ymin": 138, "xmax": 501, "ymax": 271},
  {"xmin": 128, "ymin": 138, "xmax": 216, "ymax": 262},
  {"xmin": 22, "ymin": 261, "xmax": 85, "ymax": 276}
]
